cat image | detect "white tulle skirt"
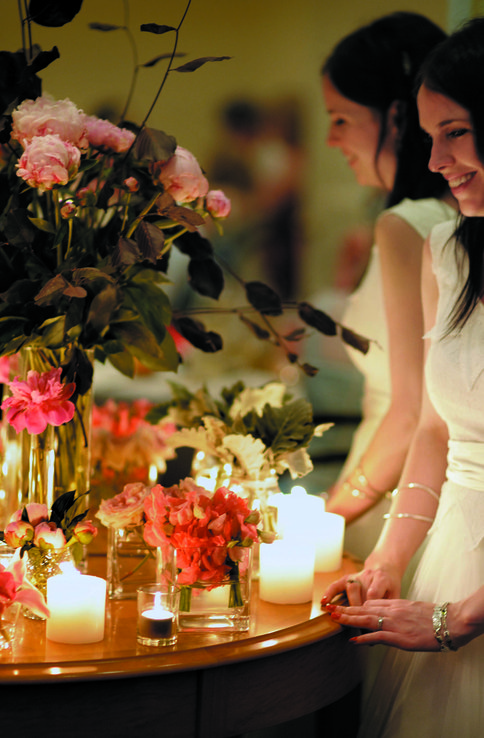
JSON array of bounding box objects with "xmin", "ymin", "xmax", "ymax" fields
[{"xmin": 357, "ymin": 479, "xmax": 484, "ymax": 738}]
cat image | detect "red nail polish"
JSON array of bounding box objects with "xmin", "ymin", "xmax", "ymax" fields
[
  {"xmin": 324, "ymin": 603, "xmax": 336, "ymax": 611},
  {"xmin": 330, "ymin": 611, "xmax": 341, "ymax": 620}
]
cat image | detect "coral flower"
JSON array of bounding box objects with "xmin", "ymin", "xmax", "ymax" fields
[{"xmin": 1, "ymin": 367, "xmax": 76, "ymax": 434}]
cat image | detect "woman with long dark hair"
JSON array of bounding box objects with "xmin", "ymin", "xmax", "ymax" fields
[
  {"xmin": 322, "ymin": 12, "xmax": 456, "ymax": 560},
  {"xmin": 323, "ymin": 18, "xmax": 484, "ymax": 737}
]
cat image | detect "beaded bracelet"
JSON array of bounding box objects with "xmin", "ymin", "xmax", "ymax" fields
[
  {"xmin": 343, "ymin": 465, "xmax": 388, "ymax": 501},
  {"xmin": 432, "ymin": 602, "xmax": 458, "ymax": 651}
]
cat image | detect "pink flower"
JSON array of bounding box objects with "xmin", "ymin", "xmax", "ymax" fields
[
  {"xmin": 71, "ymin": 520, "xmax": 98, "ymax": 545},
  {"xmin": 16, "ymin": 134, "xmax": 81, "ymax": 192},
  {"xmin": 60, "ymin": 199, "xmax": 77, "ymax": 219},
  {"xmin": 96, "ymin": 482, "xmax": 151, "ymax": 529},
  {"xmin": 0, "ymin": 558, "xmax": 50, "ymax": 619},
  {"xmin": 33, "ymin": 522, "xmax": 66, "ymax": 550},
  {"xmin": 0, "ymin": 356, "xmax": 11, "ymax": 384},
  {"xmin": 151, "ymin": 146, "xmax": 209, "ymax": 204},
  {"xmin": 124, "ymin": 176, "xmax": 139, "ymax": 193},
  {"xmin": 205, "ymin": 189, "xmax": 231, "ymax": 219},
  {"xmin": 1, "ymin": 367, "xmax": 76, "ymax": 434},
  {"xmin": 3, "ymin": 520, "xmax": 34, "ymax": 548},
  {"xmin": 11, "ymin": 95, "xmax": 88, "ymax": 149},
  {"xmin": 10, "ymin": 502, "xmax": 49, "ymax": 526},
  {"xmin": 82, "ymin": 115, "xmax": 135, "ymax": 153}
]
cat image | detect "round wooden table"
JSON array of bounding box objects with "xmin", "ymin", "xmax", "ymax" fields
[{"xmin": 0, "ymin": 553, "xmax": 362, "ymax": 738}]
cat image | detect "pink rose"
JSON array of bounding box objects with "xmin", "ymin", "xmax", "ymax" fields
[
  {"xmin": 33, "ymin": 522, "xmax": 66, "ymax": 550},
  {"xmin": 151, "ymin": 146, "xmax": 209, "ymax": 204},
  {"xmin": 83, "ymin": 115, "xmax": 135, "ymax": 153},
  {"xmin": 3, "ymin": 520, "xmax": 34, "ymax": 548},
  {"xmin": 123, "ymin": 176, "xmax": 139, "ymax": 193},
  {"xmin": 13, "ymin": 503, "xmax": 49, "ymax": 526},
  {"xmin": 72, "ymin": 520, "xmax": 98, "ymax": 545},
  {"xmin": 60, "ymin": 199, "xmax": 77, "ymax": 219},
  {"xmin": 205, "ymin": 189, "xmax": 231, "ymax": 219},
  {"xmin": 16, "ymin": 134, "xmax": 81, "ymax": 192},
  {"xmin": 2, "ymin": 367, "xmax": 76, "ymax": 434},
  {"xmin": 96, "ymin": 482, "xmax": 151, "ymax": 529},
  {"xmin": 11, "ymin": 95, "xmax": 88, "ymax": 149}
]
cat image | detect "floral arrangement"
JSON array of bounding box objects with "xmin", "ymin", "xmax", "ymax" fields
[
  {"xmin": 0, "ymin": 492, "xmax": 97, "ymax": 560},
  {"xmin": 142, "ymin": 477, "xmax": 270, "ymax": 609},
  {"xmin": 0, "ymin": 0, "xmax": 370, "ymax": 404},
  {"xmin": 91, "ymin": 399, "xmax": 177, "ymax": 495},
  {"xmin": 1, "ymin": 365, "xmax": 75, "ymax": 434},
  {"xmin": 96, "ymin": 481, "xmax": 151, "ymax": 530},
  {"xmin": 0, "ymin": 557, "xmax": 50, "ymax": 636},
  {"xmin": 148, "ymin": 380, "xmax": 332, "ymax": 493}
]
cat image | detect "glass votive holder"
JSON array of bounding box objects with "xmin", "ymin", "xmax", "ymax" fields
[{"xmin": 137, "ymin": 584, "xmax": 180, "ymax": 647}]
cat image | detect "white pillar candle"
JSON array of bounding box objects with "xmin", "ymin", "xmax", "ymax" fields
[
  {"xmin": 315, "ymin": 512, "xmax": 345, "ymax": 572},
  {"xmin": 269, "ymin": 486, "xmax": 326, "ymax": 540},
  {"xmin": 259, "ymin": 536, "xmax": 315, "ymax": 604},
  {"xmin": 46, "ymin": 568, "xmax": 106, "ymax": 644}
]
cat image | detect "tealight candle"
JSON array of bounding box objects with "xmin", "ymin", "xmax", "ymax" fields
[
  {"xmin": 259, "ymin": 536, "xmax": 315, "ymax": 604},
  {"xmin": 137, "ymin": 584, "xmax": 180, "ymax": 647},
  {"xmin": 46, "ymin": 567, "xmax": 106, "ymax": 644}
]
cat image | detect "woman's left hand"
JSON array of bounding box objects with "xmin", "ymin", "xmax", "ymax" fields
[{"xmin": 326, "ymin": 599, "xmax": 443, "ymax": 651}]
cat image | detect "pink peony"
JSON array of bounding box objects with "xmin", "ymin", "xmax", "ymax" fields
[
  {"xmin": 151, "ymin": 146, "xmax": 209, "ymax": 204},
  {"xmin": 0, "ymin": 558, "xmax": 50, "ymax": 619},
  {"xmin": 33, "ymin": 522, "xmax": 67, "ymax": 550},
  {"xmin": 205, "ymin": 189, "xmax": 231, "ymax": 219},
  {"xmin": 16, "ymin": 134, "xmax": 81, "ymax": 192},
  {"xmin": 2, "ymin": 367, "xmax": 76, "ymax": 435},
  {"xmin": 83, "ymin": 114, "xmax": 135, "ymax": 153},
  {"xmin": 71, "ymin": 520, "xmax": 98, "ymax": 545},
  {"xmin": 3, "ymin": 520, "xmax": 34, "ymax": 548},
  {"xmin": 11, "ymin": 95, "xmax": 88, "ymax": 149},
  {"xmin": 96, "ymin": 482, "xmax": 151, "ymax": 529},
  {"xmin": 10, "ymin": 502, "xmax": 49, "ymax": 527}
]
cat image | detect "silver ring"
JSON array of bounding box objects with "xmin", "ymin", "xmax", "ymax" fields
[{"xmin": 377, "ymin": 616, "xmax": 384, "ymax": 631}]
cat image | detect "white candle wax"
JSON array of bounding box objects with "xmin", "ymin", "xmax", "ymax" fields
[
  {"xmin": 270, "ymin": 486, "xmax": 326, "ymax": 540},
  {"xmin": 139, "ymin": 607, "xmax": 175, "ymax": 640},
  {"xmin": 315, "ymin": 512, "xmax": 345, "ymax": 572},
  {"xmin": 259, "ymin": 536, "xmax": 315, "ymax": 604},
  {"xmin": 46, "ymin": 571, "xmax": 106, "ymax": 644}
]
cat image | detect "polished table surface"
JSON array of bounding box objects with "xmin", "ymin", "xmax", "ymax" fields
[{"xmin": 0, "ymin": 552, "xmax": 362, "ymax": 737}]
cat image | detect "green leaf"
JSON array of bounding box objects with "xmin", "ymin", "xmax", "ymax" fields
[
  {"xmin": 238, "ymin": 314, "xmax": 271, "ymax": 340},
  {"xmin": 174, "ymin": 56, "xmax": 232, "ymax": 72},
  {"xmin": 341, "ymin": 327, "xmax": 370, "ymax": 354},
  {"xmin": 135, "ymin": 127, "xmax": 177, "ymax": 162},
  {"xmin": 175, "ymin": 230, "xmax": 214, "ymax": 259},
  {"xmin": 140, "ymin": 23, "xmax": 176, "ymax": 35},
  {"xmin": 34, "ymin": 274, "xmax": 70, "ymax": 306},
  {"xmin": 108, "ymin": 350, "xmax": 135, "ymax": 378},
  {"xmin": 298, "ymin": 301, "xmax": 337, "ymax": 336},
  {"xmin": 188, "ymin": 257, "xmax": 224, "ymax": 299},
  {"xmin": 89, "ymin": 22, "xmax": 123, "ymax": 32},
  {"xmin": 245, "ymin": 281, "xmax": 283, "ymax": 316},
  {"xmin": 142, "ymin": 52, "xmax": 186, "ymax": 68},
  {"xmin": 173, "ymin": 317, "xmax": 223, "ymax": 353},
  {"xmin": 27, "ymin": 217, "xmax": 56, "ymax": 234},
  {"xmin": 135, "ymin": 221, "xmax": 166, "ymax": 262},
  {"xmin": 86, "ymin": 283, "xmax": 118, "ymax": 334},
  {"xmin": 124, "ymin": 280, "xmax": 171, "ymax": 343},
  {"xmin": 37, "ymin": 315, "xmax": 66, "ymax": 347},
  {"xmin": 28, "ymin": 0, "xmax": 83, "ymax": 27}
]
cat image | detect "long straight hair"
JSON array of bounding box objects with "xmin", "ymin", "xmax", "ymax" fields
[
  {"xmin": 322, "ymin": 12, "xmax": 448, "ymax": 207},
  {"xmin": 419, "ymin": 18, "xmax": 484, "ymax": 331}
]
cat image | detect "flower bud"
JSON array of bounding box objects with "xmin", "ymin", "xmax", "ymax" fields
[{"xmin": 4, "ymin": 520, "xmax": 34, "ymax": 548}]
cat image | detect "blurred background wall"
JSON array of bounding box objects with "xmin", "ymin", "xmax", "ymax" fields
[{"xmin": 2, "ymin": 0, "xmax": 456, "ymax": 302}]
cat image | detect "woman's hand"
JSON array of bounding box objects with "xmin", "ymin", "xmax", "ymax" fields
[
  {"xmin": 324, "ymin": 599, "xmax": 466, "ymax": 651},
  {"xmin": 321, "ymin": 562, "xmax": 402, "ymax": 607}
]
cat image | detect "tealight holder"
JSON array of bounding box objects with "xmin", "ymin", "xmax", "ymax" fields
[{"xmin": 137, "ymin": 584, "xmax": 180, "ymax": 647}]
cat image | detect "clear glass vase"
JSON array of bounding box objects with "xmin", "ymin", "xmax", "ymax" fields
[
  {"xmin": 16, "ymin": 347, "xmax": 94, "ymax": 510},
  {"xmin": 24, "ymin": 547, "xmax": 74, "ymax": 620},
  {"xmin": 107, "ymin": 526, "xmax": 161, "ymax": 600},
  {"xmin": 158, "ymin": 544, "xmax": 253, "ymax": 632},
  {"xmin": 0, "ymin": 602, "xmax": 20, "ymax": 654}
]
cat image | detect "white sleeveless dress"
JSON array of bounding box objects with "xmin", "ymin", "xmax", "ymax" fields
[
  {"xmin": 357, "ymin": 220, "xmax": 484, "ymax": 737},
  {"xmin": 338, "ymin": 198, "xmax": 457, "ymax": 560}
]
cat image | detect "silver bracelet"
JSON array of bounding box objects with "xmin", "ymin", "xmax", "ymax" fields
[
  {"xmin": 344, "ymin": 465, "xmax": 388, "ymax": 501},
  {"xmin": 383, "ymin": 512, "xmax": 434, "ymax": 524},
  {"xmin": 432, "ymin": 602, "xmax": 458, "ymax": 652},
  {"xmin": 392, "ymin": 482, "xmax": 440, "ymax": 503}
]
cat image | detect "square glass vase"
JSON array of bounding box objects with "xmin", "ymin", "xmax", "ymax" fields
[
  {"xmin": 175, "ymin": 547, "xmax": 253, "ymax": 633},
  {"xmin": 107, "ymin": 526, "xmax": 161, "ymax": 600}
]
